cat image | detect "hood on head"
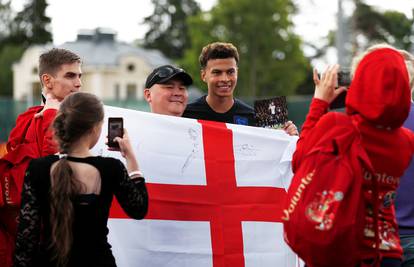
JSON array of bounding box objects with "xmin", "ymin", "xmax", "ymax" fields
[{"xmin": 346, "ymin": 48, "xmax": 411, "ymax": 129}]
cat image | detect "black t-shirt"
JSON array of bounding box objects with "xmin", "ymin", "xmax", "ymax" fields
[{"xmin": 183, "ymin": 95, "xmax": 255, "ymax": 126}]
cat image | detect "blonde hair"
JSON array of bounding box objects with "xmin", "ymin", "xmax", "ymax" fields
[{"xmin": 350, "ymin": 43, "xmax": 414, "ymax": 92}]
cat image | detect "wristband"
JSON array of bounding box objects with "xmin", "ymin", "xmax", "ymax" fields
[{"xmin": 129, "ymin": 170, "xmax": 144, "ymax": 178}]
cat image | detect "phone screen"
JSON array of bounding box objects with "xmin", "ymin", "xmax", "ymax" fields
[{"xmin": 108, "ymin": 117, "xmax": 123, "ymax": 148}]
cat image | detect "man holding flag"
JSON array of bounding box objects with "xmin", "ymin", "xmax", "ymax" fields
[{"xmin": 104, "ymin": 62, "xmax": 300, "ymax": 266}]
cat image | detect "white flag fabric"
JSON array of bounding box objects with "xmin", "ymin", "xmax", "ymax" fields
[{"xmin": 92, "ymin": 106, "xmax": 301, "ymax": 267}]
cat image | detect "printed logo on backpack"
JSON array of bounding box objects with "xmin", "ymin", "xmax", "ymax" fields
[{"xmin": 305, "ymin": 189, "xmax": 344, "ymax": 231}]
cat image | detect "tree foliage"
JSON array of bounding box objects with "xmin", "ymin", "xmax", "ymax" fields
[
  {"xmin": 143, "ymin": 0, "xmax": 201, "ymax": 59},
  {"xmin": 328, "ymin": 0, "xmax": 414, "ymax": 62},
  {"xmin": 0, "ymin": 0, "xmax": 52, "ymax": 96},
  {"xmin": 13, "ymin": 0, "xmax": 52, "ymax": 45},
  {"xmin": 352, "ymin": 0, "xmax": 414, "ymax": 51},
  {"xmin": 0, "ymin": 0, "xmax": 15, "ymax": 49},
  {"xmin": 180, "ymin": 0, "xmax": 310, "ymax": 98},
  {"xmin": 0, "ymin": 45, "xmax": 25, "ymax": 96}
]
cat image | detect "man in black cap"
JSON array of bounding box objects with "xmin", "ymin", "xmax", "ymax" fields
[{"xmin": 144, "ymin": 65, "xmax": 193, "ymax": 117}]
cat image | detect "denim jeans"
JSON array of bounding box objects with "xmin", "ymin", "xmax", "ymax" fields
[{"xmin": 401, "ymin": 234, "xmax": 414, "ymax": 267}]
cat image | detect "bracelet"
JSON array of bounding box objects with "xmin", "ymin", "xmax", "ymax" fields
[{"xmin": 129, "ymin": 170, "xmax": 144, "ymax": 178}]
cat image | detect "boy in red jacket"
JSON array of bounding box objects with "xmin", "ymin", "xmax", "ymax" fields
[
  {"xmin": 294, "ymin": 46, "xmax": 414, "ymax": 266},
  {"xmin": 0, "ymin": 48, "xmax": 82, "ymax": 267}
]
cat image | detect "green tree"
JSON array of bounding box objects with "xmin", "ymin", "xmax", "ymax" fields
[
  {"xmin": 143, "ymin": 0, "xmax": 201, "ymax": 59},
  {"xmin": 353, "ymin": 0, "xmax": 413, "ymax": 51},
  {"xmin": 181, "ymin": 0, "xmax": 309, "ymax": 98},
  {"xmin": 13, "ymin": 0, "xmax": 52, "ymax": 46},
  {"xmin": 0, "ymin": 0, "xmax": 15, "ymax": 48},
  {"xmin": 0, "ymin": 0, "xmax": 52, "ymax": 96},
  {"xmin": 0, "ymin": 45, "xmax": 25, "ymax": 96},
  {"xmin": 0, "ymin": 0, "xmax": 19, "ymax": 95},
  {"xmin": 330, "ymin": 0, "xmax": 414, "ymax": 59}
]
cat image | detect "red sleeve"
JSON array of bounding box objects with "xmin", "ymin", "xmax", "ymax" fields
[
  {"xmin": 292, "ymin": 98, "xmax": 329, "ymax": 172},
  {"xmin": 38, "ymin": 109, "xmax": 58, "ymax": 156}
]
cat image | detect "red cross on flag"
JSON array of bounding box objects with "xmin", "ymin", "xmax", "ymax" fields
[{"xmin": 93, "ymin": 106, "xmax": 300, "ymax": 267}]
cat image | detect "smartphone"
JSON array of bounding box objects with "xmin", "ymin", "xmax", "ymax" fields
[
  {"xmin": 108, "ymin": 117, "xmax": 124, "ymax": 148},
  {"xmin": 337, "ymin": 70, "xmax": 351, "ymax": 87},
  {"xmin": 318, "ymin": 68, "xmax": 351, "ymax": 110},
  {"xmin": 317, "ymin": 69, "xmax": 351, "ymax": 87}
]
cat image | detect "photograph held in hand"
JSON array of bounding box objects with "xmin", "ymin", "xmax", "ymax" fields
[{"xmin": 254, "ymin": 96, "xmax": 288, "ymax": 129}]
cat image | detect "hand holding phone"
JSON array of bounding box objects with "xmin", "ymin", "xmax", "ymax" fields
[
  {"xmin": 313, "ymin": 65, "xmax": 347, "ymax": 106},
  {"xmin": 108, "ymin": 117, "xmax": 124, "ymax": 148}
]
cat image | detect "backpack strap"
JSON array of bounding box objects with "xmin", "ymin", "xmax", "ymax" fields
[{"xmin": 351, "ymin": 117, "xmax": 381, "ymax": 266}]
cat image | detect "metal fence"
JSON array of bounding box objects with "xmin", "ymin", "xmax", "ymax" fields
[
  {"xmin": 0, "ymin": 98, "xmax": 29, "ymax": 142},
  {"xmin": 0, "ymin": 96, "xmax": 313, "ymax": 142}
]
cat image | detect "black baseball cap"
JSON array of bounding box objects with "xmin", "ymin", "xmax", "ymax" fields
[{"xmin": 145, "ymin": 65, "xmax": 193, "ymax": 89}]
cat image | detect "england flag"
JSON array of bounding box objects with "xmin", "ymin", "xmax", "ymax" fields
[{"xmin": 92, "ymin": 106, "xmax": 301, "ymax": 267}]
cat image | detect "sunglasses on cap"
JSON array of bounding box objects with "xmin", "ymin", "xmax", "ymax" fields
[{"xmin": 146, "ymin": 66, "xmax": 181, "ymax": 87}]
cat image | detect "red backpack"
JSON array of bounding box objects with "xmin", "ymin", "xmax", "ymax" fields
[
  {"xmin": 0, "ymin": 112, "xmax": 39, "ymax": 207},
  {"xmin": 283, "ymin": 117, "xmax": 379, "ymax": 267}
]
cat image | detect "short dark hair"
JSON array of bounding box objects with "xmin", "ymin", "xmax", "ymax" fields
[
  {"xmin": 39, "ymin": 48, "xmax": 81, "ymax": 79},
  {"xmin": 199, "ymin": 42, "xmax": 239, "ymax": 69}
]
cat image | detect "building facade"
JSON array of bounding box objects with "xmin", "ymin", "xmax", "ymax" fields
[{"xmin": 12, "ymin": 28, "xmax": 171, "ymax": 103}]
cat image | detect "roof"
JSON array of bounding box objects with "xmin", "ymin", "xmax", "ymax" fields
[{"xmin": 56, "ymin": 29, "xmax": 171, "ymax": 68}]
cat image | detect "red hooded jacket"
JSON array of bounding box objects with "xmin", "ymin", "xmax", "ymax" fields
[
  {"xmin": 1, "ymin": 106, "xmax": 58, "ymax": 202},
  {"xmin": 293, "ymin": 48, "xmax": 414, "ymax": 260}
]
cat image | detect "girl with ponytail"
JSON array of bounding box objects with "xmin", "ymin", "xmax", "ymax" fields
[{"xmin": 13, "ymin": 92, "xmax": 148, "ymax": 267}]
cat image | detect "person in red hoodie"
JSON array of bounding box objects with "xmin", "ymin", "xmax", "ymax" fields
[
  {"xmin": 293, "ymin": 46, "xmax": 414, "ymax": 267},
  {"xmin": 0, "ymin": 48, "xmax": 82, "ymax": 267}
]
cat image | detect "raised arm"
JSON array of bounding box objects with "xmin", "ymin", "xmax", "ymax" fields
[
  {"xmin": 292, "ymin": 65, "xmax": 347, "ymax": 172},
  {"xmin": 110, "ymin": 129, "xmax": 148, "ymax": 219}
]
